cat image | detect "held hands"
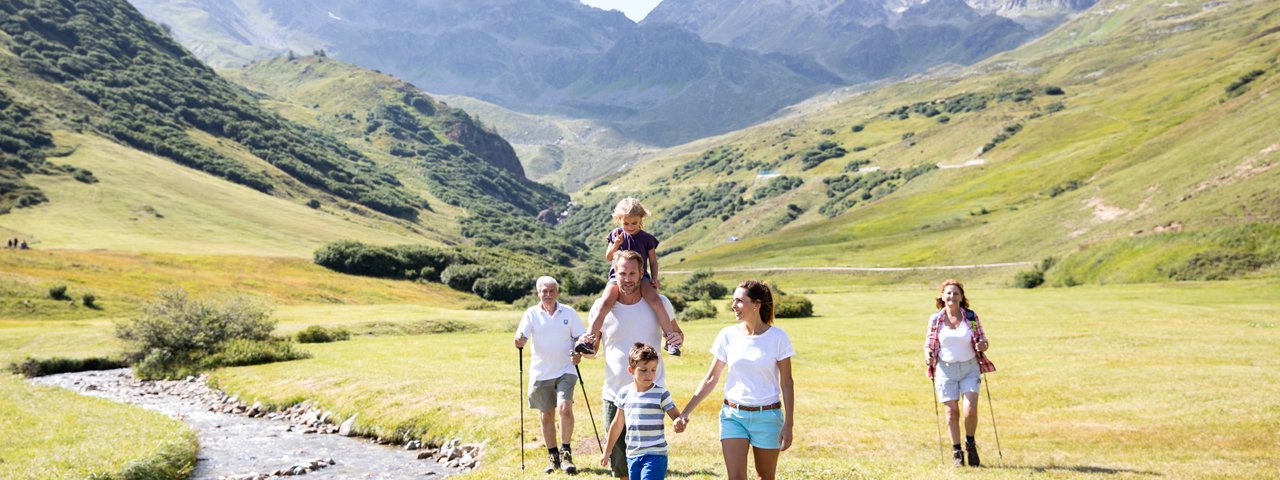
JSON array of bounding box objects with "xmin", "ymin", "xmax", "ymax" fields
[{"xmin": 673, "ymin": 415, "xmax": 688, "ymax": 433}]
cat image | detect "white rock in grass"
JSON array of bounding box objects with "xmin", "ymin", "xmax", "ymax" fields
[{"xmin": 338, "ymin": 414, "xmax": 357, "ymax": 436}]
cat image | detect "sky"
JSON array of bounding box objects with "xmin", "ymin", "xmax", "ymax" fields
[{"xmin": 578, "ymin": 0, "xmax": 664, "ymax": 22}]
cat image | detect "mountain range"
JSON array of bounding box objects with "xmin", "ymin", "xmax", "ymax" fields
[{"xmin": 126, "ymin": 0, "xmax": 1089, "ymax": 148}]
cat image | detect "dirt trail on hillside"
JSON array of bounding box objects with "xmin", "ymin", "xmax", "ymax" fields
[
  {"xmin": 33, "ymin": 370, "xmax": 454, "ymax": 479},
  {"xmin": 665, "ymin": 261, "xmax": 1033, "ymax": 275}
]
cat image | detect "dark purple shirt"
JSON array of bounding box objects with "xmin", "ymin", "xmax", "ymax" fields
[{"xmin": 606, "ymin": 228, "xmax": 660, "ymax": 278}]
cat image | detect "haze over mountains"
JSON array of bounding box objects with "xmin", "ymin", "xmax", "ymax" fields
[{"xmin": 126, "ymin": 0, "xmax": 1087, "ymax": 148}]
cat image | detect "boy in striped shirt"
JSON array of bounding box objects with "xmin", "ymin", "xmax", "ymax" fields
[{"xmin": 600, "ymin": 343, "xmax": 685, "ymax": 480}]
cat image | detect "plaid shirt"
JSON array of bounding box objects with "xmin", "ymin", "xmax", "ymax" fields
[{"xmin": 924, "ymin": 308, "xmax": 996, "ymax": 378}]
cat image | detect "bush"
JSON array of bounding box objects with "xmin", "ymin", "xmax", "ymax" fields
[
  {"xmin": 201, "ymin": 339, "xmax": 309, "ymax": 369},
  {"xmin": 1013, "ymin": 270, "xmax": 1045, "ymax": 289},
  {"xmin": 306, "ymin": 199, "xmax": 321, "ymax": 208},
  {"xmin": 440, "ymin": 264, "xmax": 492, "ymax": 292},
  {"xmin": 296, "ymin": 325, "xmax": 352, "ymax": 343},
  {"xmin": 1044, "ymin": 86, "xmax": 1065, "ymax": 95},
  {"xmin": 115, "ymin": 288, "xmax": 277, "ymax": 380},
  {"xmin": 472, "ymin": 273, "xmax": 534, "ymax": 303},
  {"xmin": 49, "ymin": 284, "xmax": 68, "ymax": 300},
  {"xmin": 679, "ymin": 299, "xmax": 718, "ymax": 321},
  {"xmin": 1163, "ymin": 251, "xmax": 1268, "ymax": 280},
  {"xmin": 676, "ymin": 270, "xmax": 729, "ymax": 300},
  {"xmin": 81, "ymin": 293, "xmax": 97, "ymax": 308},
  {"xmin": 9, "ymin": 356, "xmax": 127, "ymax": 377},
  {"xmin": 774, "ymin": 295, "xmax": 813, "ymax": 318}
]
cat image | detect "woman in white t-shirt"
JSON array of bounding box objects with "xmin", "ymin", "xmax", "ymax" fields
[{"xmin": 677, "ymin": 280, "xmax": 795, "ymax": 480}]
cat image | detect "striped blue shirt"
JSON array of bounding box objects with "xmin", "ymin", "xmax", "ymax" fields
[{"xmin": 616, "ymin": 383, "xmax": 676, "ymax": 457}]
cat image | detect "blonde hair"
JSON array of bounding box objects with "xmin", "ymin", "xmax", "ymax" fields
[{"xmin": 612, "ymin": 197, "xmax": 650, "ymax": 222}]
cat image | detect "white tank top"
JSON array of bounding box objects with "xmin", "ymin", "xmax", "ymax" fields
[{"xmin": 938, "ymin": 320, "xmax": 976, "ymax": 363}]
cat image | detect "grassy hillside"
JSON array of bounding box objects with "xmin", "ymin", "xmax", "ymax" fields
[{"xmin": 568, "ymin": 0, "xmax": 1280, "ymax": 285}]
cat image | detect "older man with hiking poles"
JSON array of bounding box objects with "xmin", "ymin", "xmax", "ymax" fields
[{"xmin": 515, "ymin": 275, "xmax": 603, "ymax": 474}]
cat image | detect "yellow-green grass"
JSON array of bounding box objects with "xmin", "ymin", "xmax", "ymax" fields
[
  {"xmin": 0, "ymin": 248, "xmax": 479, "ymax": 323},
  {"xmin": 0, "ymin": 374, "xmax": 197, "ymax": 479},
  {"xmin": 0, "ymin": 131, "xmax": 431, "ymax": 257},
  {"xmin": 202, "ymin": 279, "xmax": 1280, "ymax": 479}
]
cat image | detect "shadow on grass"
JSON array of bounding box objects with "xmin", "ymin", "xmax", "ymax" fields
[
  {"xmin": 985, "ymin": 464, "xmax": 1162, "ymax": 476},
  {"xmin": 569, "ymin": 466, "xmax": 720, "ymax": 477}
]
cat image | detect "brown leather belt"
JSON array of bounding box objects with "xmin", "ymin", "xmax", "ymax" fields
[{"xmin": 723, "ymin": 399, "xmax": 782, "ymax": 411}]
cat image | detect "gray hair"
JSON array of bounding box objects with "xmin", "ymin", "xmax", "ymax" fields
[{"xmin": 535, "ymin": 276, "xmax": 559, "ymax": 291}]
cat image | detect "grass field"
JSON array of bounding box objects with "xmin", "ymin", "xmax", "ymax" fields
[
  {"xmin": 2, "ymin": 246, "xmax": 1277, "ymax": 478},
  {"xmin": 0, "ymin": 373, "xmax": 197, "ymax": 479},
  {"xmin": 201, "ymin": 279, "xmax": 1280, "ymax": 479}
]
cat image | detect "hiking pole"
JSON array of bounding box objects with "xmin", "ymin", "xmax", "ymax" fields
[
  {"xmin": 574, "ymin": 364, "xmax": 604, "ymax": 453},
  {"xmin": 929, "ymin": 367, "xmax": 943, "ymax": 462},
  {"xmin": 981, "ymin": 368, "xmax": 1004, "ymax": 461},
  {"xmin": 518, "ymin": 346, "xmax": 525, "ymax": 472}
]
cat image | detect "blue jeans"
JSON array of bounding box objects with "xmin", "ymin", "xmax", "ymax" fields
[{"xmin": 627, "ymin": 454, "xmax": 668, "ymax": 480}]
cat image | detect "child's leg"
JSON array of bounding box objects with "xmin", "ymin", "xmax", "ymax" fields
[
  {"xmin": 641, "ymin": 280, "xmax": 679, "ymax": 347},
  {"xmin": 588, "ymin": 282, "xmax": 621, "ymax": 340}
]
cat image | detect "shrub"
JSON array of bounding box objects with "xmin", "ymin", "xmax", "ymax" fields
[
  {"xmin": 679, "ymin": 299, "xmax": 718, "ymax": 321},
  {"xmin": 9, "ymin": 356, "xmax": 127, "ymax": 377},
  {"xmin": 1162, "ymin": 251, "xmax": 1268, "ymax": 280},
  {"xmin": 820, "ymin": 128, "xmax": 836, "ymax": 135},
  {"xmin": 677, "ymin": 270, "xmax": 729, "ymax": 300},
  {"xmin": 1044, "ymin": 86, "xmax": 1065, "ymax": 95},
  {"xmin": 201, "ymin": 339, "xmax": 309, "ymax": 369},
  {"xmin": 115, "ymin": 289, "xmax": 277, "ymax": 380},
  {"xmin": 49, "ymin": 284, "xmax": 68, "ymax": 300},
  {"xmin": 1013, "ymin": 270, "xmax": 1045, "ymax": 289},
  {"xmin": 440, "ymin": 264, "xmax": 492, "ymax": 292},
  {"xmin": 81, "ymin": 293, "xmax": 97, "ymax": 308},
  {"xmin": 306, "ymin": 199, "xmax": 321, "ymax": 208},
  {"xmin": 472, "ymin": 273, "xmax": 534, "ymax": 303},
  {"xmin": 774, "ymin": 295, "xmax": 813, "ymax": 318},
  {"xmin": 850, "ymin": 124, "xmax": 864, "ymax": 133},
  {"xmin": 296, "ymin": 325, "xmax": 352, "ymax": 343}
]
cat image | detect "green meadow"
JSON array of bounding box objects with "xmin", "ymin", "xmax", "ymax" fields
[{"xmin": 3, "ymin": 248, "xmax": 1276, "ymax": 478}]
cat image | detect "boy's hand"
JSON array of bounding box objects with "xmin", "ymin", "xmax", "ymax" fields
[
  {"xmin": 599, "ymin": 454, "xmax": 609, "ymax": 467},
  {"xmin": 673, "ymin": 416, "xmax": 687, "ymax": 433}
]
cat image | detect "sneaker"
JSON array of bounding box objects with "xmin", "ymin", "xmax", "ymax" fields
[
  {"xmin": 966, "ymin": 441, "xmax": 981, "ymax": 467},
  {"xmin": 665, "ymin": 343, "xmax": 681, "ymax": 356},
  {"xmin": 560, "ymin": 449, "xmax": 578, "ymax": 474},
  {"xmin": 544, "ymin": 450, "xmax": 560, "ymax": 474},
  {"xmin": 953, "ymin": 448, "xmax": 965, "ymax": 467}
]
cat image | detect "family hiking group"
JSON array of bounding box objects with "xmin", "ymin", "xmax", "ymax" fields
[{"xmin": 513, "ymin": 198, "xmax": 999, "ymax": 479}]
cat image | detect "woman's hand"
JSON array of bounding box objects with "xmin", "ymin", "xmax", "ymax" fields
[
  {"xmin": 779, "ymin": 421, "xmax": 794, "ymax": 451},
  {"xmin": 924, "ymin": 352, "xmax": 935, "ymax": 367},
  {"xmin": 976, "ymin": 339, "xmax": 989, "ymax": 352}
]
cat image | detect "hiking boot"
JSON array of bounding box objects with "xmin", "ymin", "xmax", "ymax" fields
[
  {"xmin": 966, "ymin": 441, "xmax": 981, "ymax": 467},
  {"xmin": 544, "ymin": 450, "xmax": 561, "ymax": 474},
  {"xmin": 560, "ymin": 448, "xmax": 578, "ymax": 474},
  {"xmin": 953, "ymin": 448, "xmax": 965, "ymax": 467}
]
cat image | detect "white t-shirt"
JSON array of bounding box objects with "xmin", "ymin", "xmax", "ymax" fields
[
  {"xmin": 516, "ymin": 302, "xmax": 585, "ymax": 381},
  {"xmin": 593, "ymin": 295, "xmax": 676, "ymax": 403},
  {"xmin": 938, "ymin": 321, "xmax": 976, "ymax": 363},
  {"xmin": 711, "ymin": 324, "xmax": 795, "ymax": 406}
]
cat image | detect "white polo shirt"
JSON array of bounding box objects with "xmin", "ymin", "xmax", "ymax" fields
[
  {"xmin": 592, "ymin": 295, "xmax": 676, "ymax": 404},
  {"xmin": 516, "ymin": 302, "xmax": 585, "ymax": 381}
]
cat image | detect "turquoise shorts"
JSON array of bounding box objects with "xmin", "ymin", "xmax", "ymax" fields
[{"xmin": 719, "ymin": 403, "xmax": 784, "ymax": 449}]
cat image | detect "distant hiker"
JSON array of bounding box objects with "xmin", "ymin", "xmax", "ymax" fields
[
  {"xmin": 584, "ymin": 251, "xmax": 680, "ymax": 479},
  {"xmin": 600, "ymin": 342, "xmax": 686, "ymax": 480},
  {"xmin": 678, "ymin": 280, "xmax": 795, "ymax": 480},
  {"xmin": 514, "ymin": 276, "xmax": 586, "ymax": 474},
  {"xmin": 577, "ymin": 197, "xmax": 681, "ymax": 356},
  {"xmin": 924, "ymin": 279, "xmax": 995, "ymax": 467},
  {"xmin": 18, "ymin": 239, "xmax": 28, "ymax": 250}
]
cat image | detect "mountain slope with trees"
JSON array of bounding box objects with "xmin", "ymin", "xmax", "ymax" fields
[{"xmin": 567, "ymin": 0, "xmax": 1280, "ymax": 285}]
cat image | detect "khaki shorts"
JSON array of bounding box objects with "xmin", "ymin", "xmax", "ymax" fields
[{"xmin": 529, "ymin": 373, "xmax": 577, "ymax": 411}]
